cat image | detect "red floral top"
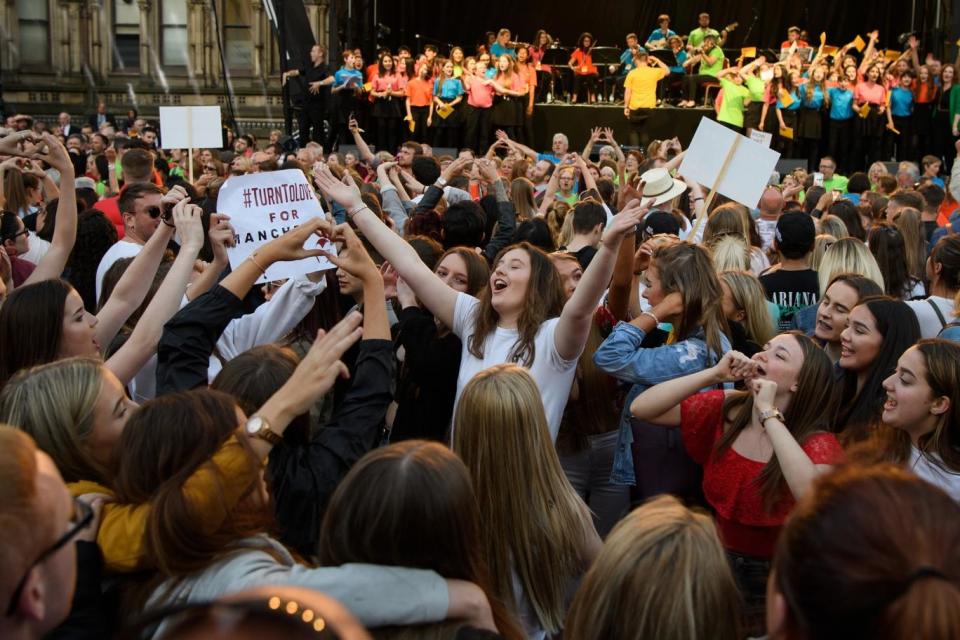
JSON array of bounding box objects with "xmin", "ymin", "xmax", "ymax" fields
[{"xmin": 680, "ymin": 390, "xmax": 843, "ymax": 558}]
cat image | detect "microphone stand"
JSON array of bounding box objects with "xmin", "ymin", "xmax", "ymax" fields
[{"xmin": 742, "ymin": 8, "xmax": 760, "ymax": 46}]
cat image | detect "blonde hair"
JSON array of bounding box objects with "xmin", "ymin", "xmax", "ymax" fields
[
  {"xmin": 452, "ymin": 364, "xmax": 592, "ymax": 633},
  {"xmin": 546, "ymin": 201, "xmax": 570, "ymax": 244},
  {"xmin": 811, "ymin": 233, "xmax": 837, "ymax": 272},
  {"xmin": 818, "ymin": 214, "xmax": 849, "ymax": 240},
  {"xmin": 0, "ymin": 357, "xmax": 106, "ymax": 484},
  {"xmin": 709, "ymin": 235, "xmax": 751, "ymax": 272},
  {"xmin": 817, "ymin": 237, "xmax": 885, "ymax": 296},
  {"xmin": 565, "ymin": 495, "xmax": 742, "ymax": 640},
  {"xmin": 703, "ymin": 202, "xmax": 751, "ymax": 246},
  {"xmin": 720, "ymin": 270, "xmax": 775, "ymax": 345}
]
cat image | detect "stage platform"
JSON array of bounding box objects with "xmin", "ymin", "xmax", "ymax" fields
[{"xmin": 531, "ymin": 103, "xmax": 715, "ymax": 153}]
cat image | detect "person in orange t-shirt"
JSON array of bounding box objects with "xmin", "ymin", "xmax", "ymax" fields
[
  {"xmin": 405, "ymin": 64, "xmax": 434, "ymax": 143},
  {"xmin": 568, "ymin": 32, "xmax": 598, "ymax": 103}
]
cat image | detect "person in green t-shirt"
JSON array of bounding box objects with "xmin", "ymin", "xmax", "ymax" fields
[
  {"xmin": 818, "ymin": 156, "xmax": 849, "ymax": 193},
  {"xmin": 715, "ymin": 67, "xmax": 751, "ymax": 132},
  {"xmin": 687, "ymin": 13, "xmax": 723, "ymax": 50},
  {"xmin": 680, "ymin": 34, "xmax": 725, "ymax": 107}
]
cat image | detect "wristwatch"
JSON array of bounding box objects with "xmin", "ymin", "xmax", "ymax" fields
[
  {"xmin": 245, "ymin": 415, "xmax": 283, "ymax": 445},
  {"xmin": 434, "ymin": 176, "xmax": 448, "ymax": 188},
  {"xmin": 758, "ymin": 407, "xmax": 785, "ymax": 427}
]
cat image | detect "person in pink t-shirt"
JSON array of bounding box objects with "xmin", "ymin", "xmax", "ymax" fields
[
  {"xmin": 464, "ymin": 60, "xmax": 495, "ymax": 153},
  {"xmin": 370, "ymin": 54, "xmax": 408, "ymax": 154},
  {"xmin": 854, "ymin": 64, "xmax": 888, "ymax": 168}
]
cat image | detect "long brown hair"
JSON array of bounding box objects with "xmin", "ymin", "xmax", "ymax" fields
[
  {"xmin": 111, "ymin": 389, "xmax": 266, "ymax": 576},
  {"xmin": 452, "ymin": 364, "xmax": 594, "ymax": 633},
  {"xmin": 0, "ymin": 278, "xmax": 74, "ymax": 387},
  {"xmin": 467, "ymin": 242, "xmax": 566, "ymax": 367},
  {"xmin": 565, "ymin": 496, "xmax": 741, "ymax": 640},
  {"xmin": 716, "ymin": 333, "xmax": 839, "ymax": 510},
  {"xmin": 774, "ymin": 464, "xmax": 960, "ymax": 640},
  {"xmin": 318, "ymin": 441, "xmax": 523, "ymax": 639},
  {"xmin": 652, "ymin": 242, "xmax": 728, "ymax": 358},
  {"xmin": 868, "ymin": 340, "xmax": 960, "ymax": 474}
]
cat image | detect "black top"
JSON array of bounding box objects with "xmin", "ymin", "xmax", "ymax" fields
[
  {"xmin": 299, "ymin": 61, "xmax": 332, "ymax": 105},
  {"xmin": 268, "ymin": 339, "xmax": 394, "ymax": 556},
  {"xmin": 390, "ymin": 306, "xmax": 462, "ymax": 443},
  {"xmin": 156, "ymin": 285, "xmax": 393, "ymax": 557},
  {"xmin": 760, "ymin": 268, "xmax": 820, "ymax": 331}
]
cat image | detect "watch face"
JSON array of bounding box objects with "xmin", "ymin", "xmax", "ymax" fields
[{"xmin": 246, "ymin": 416, "xmax": 263, "ymax": 435}]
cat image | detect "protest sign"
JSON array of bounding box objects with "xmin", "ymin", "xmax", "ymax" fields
[
  {"xmin": 218, "ymin": 169, "xmax": 337, "ymax": 284},
  {"xmin": 749, "ymin": 129, "xmax": 773, "ymax": 147},
  {"xmin": 679, "ymin": 116, "xmax": 781, "ymax": 209},
  {"xmin": 159, "ymin": 106, "xmax": 223, "ymax": 182}
]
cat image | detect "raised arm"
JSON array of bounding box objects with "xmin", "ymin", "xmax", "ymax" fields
[
  {"xmin": 495, "ymin": 129, "xmax": 538, "ymax": 161},
  {"xmin": 859, "ymin": 30, "xmax": 879, "ymax": 75},
  {"xmin": 23, "ymin": 134, "xmax": 77, "ymax": 285},
  {"xmin": 573, "ymin": 153, "xmax": 597, "ymax": 192},
  {"xmin": 751, "ymin": 378, "xmax": 831, "ymax": 499},
  {"xmin": 94, "ymin": 186, "xmax": 189, "ymax": 345},
  {"xmin": 554, "ymin": 198, "xmax": 650, "ymax": 360},
  {"xmin": 313, "ymin": 165, "xmax": 459, "ymax": 327},
  {"xmin": 105, "ymin": 201, "xmax": 206, "ymax": 385},
  {"xmin": 582, "ymin": 127, "xmax": 602, "ymax": 159},
  {"xmin": 629, "ymin": 351, "xmax": 753, "ymax": 424},
  {"xmin": 349, "ymin": 116, "xmax": 377, "ymax": 164},
  {"xmin": 537, "ymin": 159, "xmax": 564, "ymax": 215},
  {"xmin": 185, "ymin": 213, "xmax": 233, "ymax": 301}
]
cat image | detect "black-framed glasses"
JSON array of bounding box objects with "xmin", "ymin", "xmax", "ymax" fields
[
  {"xmin": 6, "ymin": 227, "xmax": 29, "ymax": 241},
  {"xmin": 5, "ymin": 497, "xmax": 93, "ymax": 616}
]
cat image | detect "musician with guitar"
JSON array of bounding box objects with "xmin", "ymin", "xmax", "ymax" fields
[
  {"xmin": 645, "ymin": 15, "xmax": 677, "ymax": 51},
  {"xmin": 688, "ymin": 13, "xmax": 737, "ymax": 51}
]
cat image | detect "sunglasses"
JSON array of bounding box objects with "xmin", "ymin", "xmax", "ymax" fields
[
  {"xmin": 144, "ymin": 202, "xmax": 174, "ymax": 222},
  {"xmin": 6, "ymin": 498, "xmax": 93, "ymax": 615},
  {"xmin": 204, "ymin": 165, "xmax": 218, "ymax": 173}
]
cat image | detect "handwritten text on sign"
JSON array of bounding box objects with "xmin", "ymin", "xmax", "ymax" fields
[{"xmin": 218, "ymin": 169, "xmax": 336, "ymax": 284}]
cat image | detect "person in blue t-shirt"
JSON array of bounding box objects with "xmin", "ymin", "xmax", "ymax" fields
[
  {"xmin": 828, "ymin": 65, "xmax": 857, "ymax": 174},
  {"xmin": 646, "ymin": 15, "xmax": 676, "ymax": 50},
  {"xmin": 489, "ymin": 28, "xmax": 517, "ymax": 59},
  {"xmin": 798, "ymin": 66, "xmax": 829, "ymax": 171},
  {"xmin": 331, "ymin": 50, "xmax": 365, "ymax": 149},
  {"xmin": 609, "ymin": 33, "xmax": 641, "ymax": 101},
  {"xmin": 887, "ymin": 70, "xmax": 916, "ymax": 161}
]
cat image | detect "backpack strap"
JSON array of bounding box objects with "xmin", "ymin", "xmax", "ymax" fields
[{"xmin": 928, "ymin": 298, "xmax": 948, "ymax": 329}]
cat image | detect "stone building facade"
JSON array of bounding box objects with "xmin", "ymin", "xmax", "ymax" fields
[{"xmin": 1, "ymin": 0, "xmax": 331, "ymax": 130}]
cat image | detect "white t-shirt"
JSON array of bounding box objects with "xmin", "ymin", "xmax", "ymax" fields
[
  {"xmin": 910, "ymin": 447, "xmax": 960, "ymax": 502},
  {"xmin": 905, "ymin": 296, "xmax": 954, "ymax": 339},
  {"xmin": 452, "ymin": 293, "xmax": 578, "ymax": 441},
  {"xmin": 95, "ymin": 239, "xmax": 143, "ymax": 303}
]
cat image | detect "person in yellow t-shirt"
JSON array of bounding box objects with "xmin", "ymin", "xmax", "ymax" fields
[{"xmin": 623, "ymin": 51, "xmax": 669, "ymax": 114}]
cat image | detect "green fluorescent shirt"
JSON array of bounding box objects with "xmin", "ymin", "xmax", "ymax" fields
[
  {"xmin": 745, "ymin": 76, "xmax": 766, "ymax": 102},
  {"xmin": 688, "ymin": 27, "xmax": 719, "ymax": 50},
  {"xmin": 718, "ymin": 78, "xmax": 750, "ymax": 127},
  {"xmin": 822, "ymin": 175, "xmax": 849, "ymax": 194},
  {"xmin": 699, "ymin": 47, "xmax": 725, "ymax": 77}
]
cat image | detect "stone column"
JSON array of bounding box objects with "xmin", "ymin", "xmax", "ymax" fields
[{"xmin": 137, "ymin": 0, "xmax": 152, "ymax": 77}]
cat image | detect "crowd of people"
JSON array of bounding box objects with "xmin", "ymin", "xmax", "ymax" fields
[
  {"xmin": 284, "ymin": 17, "xmax": 960, "ymax": 173},
  {"xmin": 1, "ymin": 18, "xmax": 960, "ymax": 640}
]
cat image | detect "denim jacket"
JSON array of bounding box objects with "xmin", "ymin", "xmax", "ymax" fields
[{"xmin": 593, "ymin": 321, "xmax": 731, "ymax": 485}]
